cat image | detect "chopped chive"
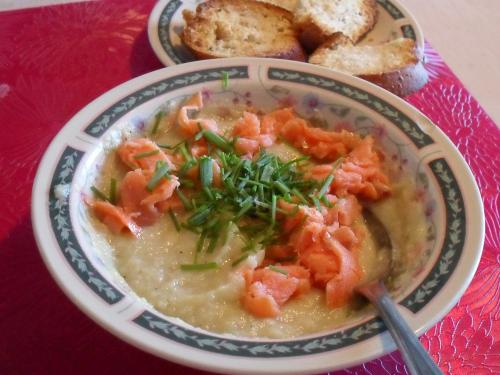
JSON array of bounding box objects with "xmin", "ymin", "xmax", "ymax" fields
[
  {"xmin": 221, "ymin": 71, "xmax": 229, "ymax": 89},
  {"xmin": 291, "ymin": 188, "xmax": 308, "ymax": 205},
  {"xmin": 285, "ymin": 156, "xmax": 310, "ymax": 166},
  {"xmin": 260, "ymin": 164, "xmax": 274, "ymax": 182},
  {"xmin": 187, "ymin": 205, "xmax": 213, "ymax": 226},
  {"xmin": 311, "ymin": 195, "xmax": 322, "ymax": 211},
  {"xmin": 271, "ymin": 194, "xmax": 277, "ymax": 226},
  {"xmin": 146, "ymin": 161, "xmax": 169, "ymax": 192},
  {"xmin": 178, "ymin": 142, "xmax": 192, "ymax": 162},
  {"xmin": 254, "ymin": 200, "xmax": 270, "ymax": 209},
  {"xmin": 320, "ymin": 195, "xmax": 333, "ymax": 208},
  {"xmin": 203, "ymin": 186, "xmax": 215, "ymax": 201},
  {"xmin": 194, "ymin": 130, "xmax": 204, "ymax": 141},
  {"xmin": 268, "ymin": 265, "xmax": 288, "ymax": 275},
  {"xmin": 206, "ymin": 235, "xmax": 219, "ymax": 253},
  {"xmin": 232, "ymin": 253, "xmax": 249, "ymax": 267},
  {"xmin": 199, "ymin": 156, "xmax": 213, "ymax": 187},
  {"xmin": 234, "ymin": 197, "xmax": 253, "ymax": 220},
  {"xmin": 157, "ymin": 140, "xmax": 184, "ymax": 150},
  {"xmin": 91, "ymin": 186, "xmax": 109, "ymax": 202},
  {"xmin": 133, "ymin": 149, "xmax": 160, "ymax": 159},
  {"xmin": 176, "ymin": 189, "xmax": 192, "ymax": 210},
  {"xmin": 196, "ymin": 230, "xmax": 207, "ymax": 254},
  {"xmin": 180, "ymin": 262, "xmax": 217, "ymax": 271},
  {"xmin": 168, "ymin": 209, "xmax": 181, "ymax": 232},
  {"xmin": 203, "ymin": 130, "xmax": 232, "ymax": 152},
  {"xmin": 109, "ymin": 178, "xmax": 117, "ymax": 204},
  {"xmin": 317, "ymin": 174, "xmax": 334, "ymax": 198},
  {"xmin": 151, "ymin": 111, "xmax": 164, "ymax": 135},
  {"xmin": 273, "ymin": 180, "xmax": 290, "ymax": 194}
]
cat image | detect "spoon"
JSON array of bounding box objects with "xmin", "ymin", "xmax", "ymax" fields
[{"xmin": 356, "ymin": 209, "xmax": 443, "ymax": 375}]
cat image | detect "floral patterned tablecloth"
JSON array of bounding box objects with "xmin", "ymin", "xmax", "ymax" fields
[{"xmin": 0, "ymin": 1, "xmax": 498, "ymax": 374}]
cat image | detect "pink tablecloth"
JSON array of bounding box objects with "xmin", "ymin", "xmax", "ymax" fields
[{"xmin": 0, "ymin": 1, "xmax": 498, "ymax": 374}]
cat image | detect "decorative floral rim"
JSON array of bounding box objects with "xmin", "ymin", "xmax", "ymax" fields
[
  {"xmin": 42, "ymin": 63, "xmax": 470, "ymax": 358},
  {"xmin": 151, "ymin": 0, "xmax": 424, "ymax": 66}
]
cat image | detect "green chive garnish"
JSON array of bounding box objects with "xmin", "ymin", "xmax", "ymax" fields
[
  {"xmin": 274, "ymin": 180, "xmax": 290, "ymax": 194},
  {"xmin": 221, "ymin": 71, "xmax": 229, "ymax": 89},
  {"xmin": 291, "ymin": 188, "xmax": 308, "ymax": 205},
  {"xmin": 311, "ymin": 195, "xmax": 322, "ymax": 211},
  {"xmin": 206, "ymin": 235, "xmax": 219, "ymax": 254},
  {"xmin": 234, "ymin": 197, "xmax": 253, "ymax": 220},
  {"xmin": 146, "ymin": 161, "xmax": 169, "ymax": 192},
  {"xmin": 196, "ymin": 230, "xmax": 207, "ymax": 254},
  {"xmin": 176, "ymin": 189, "xmax": 192, "ymax": 210},
  {"xmin": 168, "ymin": 209, "xmax": 181, "ymax": 232},
  {"xmin": 203, "ymin": 130, "xmax": 232, "ymax": 152},
  {"xmin": 180, "ymin": 262, "xmax": 217, "ymax": 271},
  {"xmin": 271, "ymin": 194, "xmax": 277, "ymax": 226},
  {"xmin": 268, "ymin": 265, "xmax": 288, "ymax": 275},
  {"xmin": 133, "ymin": 149, "xmax": 160, "ymax": 159},
  {"xmin": 188, "ymin": 205, "xmax": 213, "ymax": 226},
  {"xmin": 199, "ymin": 156, "xmax": 213, "ymax": 187},
  {"xmin": 91, "ymin": 186, "xmax": 109, "ymax": 202},
  {"xmin": 151, "ymin": 111, "xmax": 164, "ymax": 135},
  {"xmin": 232, "ymin": 253, "xmax": 249, "ymax": 267},
  {"xmin": 260, "ymin": 164, "xmax": 274, "ymax": 182},
  {"xmin": 178, "ymin": 142, "xmax": 192, "ymax": 162},
  {"xmin": 318, "ymin": 174, "xmax": 334, "ymax": 198}
]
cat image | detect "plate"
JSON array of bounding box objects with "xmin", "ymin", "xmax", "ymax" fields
[
  {"xmin": 147, "ymin": 0, "xmax": 425, "ymax": 66},
  {"xmin": 32, "ymin": 58, "xmax": 483, "ymax": 374}
]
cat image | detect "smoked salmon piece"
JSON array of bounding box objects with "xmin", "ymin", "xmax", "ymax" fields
[
  {"xmin": 89, "ymin": 200, "xmax": 140, "ymax": 237},
  {"xmin": 332, "ymin": 136, "xmax": 391, "ymax": 200},
  {"xmin": 232, "ymin": 112, "xmax": 277, "ymax": 157},
  {"xmin": 119, "ymin": 169, "xmax": 179, "ymax": 226},
  {"xmin": 177, "ymin": 92, "xmax": 219, "ymax": 137},
  {"xmin": 322, "ymin": 233, "xmax": 363, "ymax": 308},
  {"xmin": 242, "ymin": 265, "xmax": 310, "ymax": 318},
  {"xmin": 117, "ymin": 138, "xmax": 175, "ymax": 171},
  {"xmin": 260, "ymin": 107, "xmax": 295, "ymax": 134},
  {"xmin": 262, "ymin": 108, "xmax": 362, "ymax": 161}
]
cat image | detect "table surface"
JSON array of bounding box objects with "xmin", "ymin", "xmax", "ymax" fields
[{"xmin": 0, "ymin": 1, "xmax": 499, "ymax": 374}]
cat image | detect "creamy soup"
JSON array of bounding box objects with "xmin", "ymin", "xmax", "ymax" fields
[{"xmin": 87, "ymin": 98, "xmax": 427, "ymax": 338}]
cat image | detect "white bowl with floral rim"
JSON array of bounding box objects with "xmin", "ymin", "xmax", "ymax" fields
[
  {"xmin": 147, "ymin": 0, "xmax": 425, "ymax": 67},
  {"xmin": 32, "ymin": 58, "xmax": 484, "ymax": 375}
]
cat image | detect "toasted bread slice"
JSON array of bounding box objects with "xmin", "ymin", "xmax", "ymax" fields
[
  {"xmin": 294, "ymin": 0, "xmax": 377, "ymax": 51},
  {"xmin": 182, "ymin": 0, "xmax": 306, "ymax": 61},
  {"xmin": 257, "ymin": 0, "xmax": 298, "ymax": 12},
  {"xmin": 309, "ymin": 36, "xmax": 428, "ymax": 97}
]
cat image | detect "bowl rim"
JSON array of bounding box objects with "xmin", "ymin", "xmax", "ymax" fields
[
  {"xmin": 147, "ymin": 0, "xmax": 426, "ymax": 67},
  {"xmin": 32, "ymin": 57, "xmax": 484, "ymax": 375}
]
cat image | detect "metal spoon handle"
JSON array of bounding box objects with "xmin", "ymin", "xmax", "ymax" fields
[{"xmin": 358, "ymin": 282, "xmax": 443, "ymax": 375}]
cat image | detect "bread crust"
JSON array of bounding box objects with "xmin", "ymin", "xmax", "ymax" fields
[
  {"xmin": 182, "ymin": 0, "xmax": 306, "ymax": 61},
  {"xmin": 360, "ymin": 61, "xmax": 428, "ymax": 97},
  {"xmin": 295, "ymin": 0, "xmax": 378, "ymax": 52},
  {"xmin": 309, "ymin": 36, "xmax": 428, "ymax": 97}
]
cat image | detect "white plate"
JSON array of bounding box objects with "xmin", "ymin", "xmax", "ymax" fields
[
  {"xmin": 147, "ymin": 0, "xmax": 425, "ymax": 66},
  {"xmin": 32, "ymin": 58, "xmax": 483, "ymax": 375}
]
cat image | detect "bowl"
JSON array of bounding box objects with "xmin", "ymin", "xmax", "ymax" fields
[
  {"xmin": 32, "ymin": 58, "xmax": 484, "ymax": 374},
  {"xmin": 147, "ymin": 0, "xmax": 425, "ymax": 66}
]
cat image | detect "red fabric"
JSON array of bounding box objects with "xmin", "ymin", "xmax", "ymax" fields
[{"xmin": 0, "ymin": 2, "xmax": 498, "ymax": 374}]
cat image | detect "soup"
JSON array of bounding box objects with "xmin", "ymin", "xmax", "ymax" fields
[{"xmin": 87, "ymin": 93, "xmax": 427, "ymax": 338}]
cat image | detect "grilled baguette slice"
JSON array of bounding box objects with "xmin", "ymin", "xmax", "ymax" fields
[
  {"xmin": 294, "ymin": 0, "xmax": 377, "ymax": 51},
  {"xmin": 309, "ymin": 36, "xmax": 428, "ymax": 97},
  {"xmin": 182, "ymin": 0, "xmax": 306, "ymax": 61}
]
